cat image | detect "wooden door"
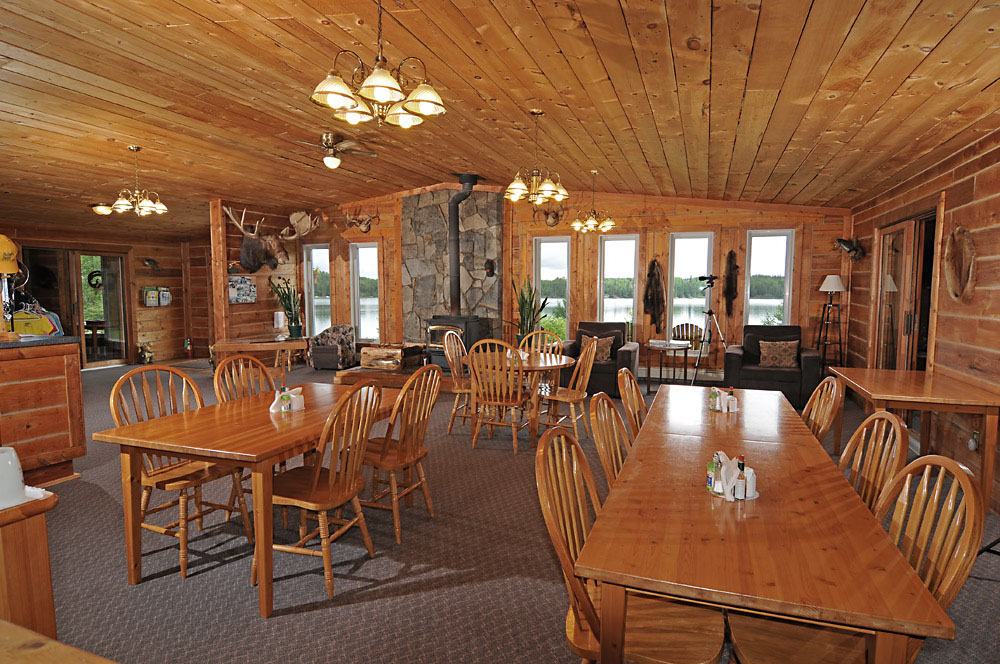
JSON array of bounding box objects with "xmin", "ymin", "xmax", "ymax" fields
[{"xmin": 874, "ymin": 220, "xmax": 917, "ymax": 370}]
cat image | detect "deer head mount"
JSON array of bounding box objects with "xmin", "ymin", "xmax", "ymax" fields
[
  {"xmin": 344, "ymin": 208, "xmax": 375, "ymax": 234},
  {"xmin": 223, "ymin": 206, "xmax": 290, "ymax": 273},
  {"xmin": 282, "ymin": 211, "xmax": 319, "ymax": 240},
  {"xmin": 533, "ymin": 203, "xmax": 566, "ymax": 227}
]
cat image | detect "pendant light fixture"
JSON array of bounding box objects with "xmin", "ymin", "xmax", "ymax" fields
[
  {"xmin": 504, "ymin": 110, "xmax": 569, "ymax": 206},
  {"xmin": 310, "ymin": 0, "xmax": 445, "ymax": 129},
  {"xmin": 571, "ymin": 170, "xmax": 615, "ymax": 233},
  {"xmin": 100, "ymin": 146, "xmax": 167, "ymax": 217}
]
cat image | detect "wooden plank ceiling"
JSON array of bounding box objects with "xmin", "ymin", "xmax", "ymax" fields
[{"xmin": 2, "ymin": 0, "xmax": 1000, "ymax": 237}]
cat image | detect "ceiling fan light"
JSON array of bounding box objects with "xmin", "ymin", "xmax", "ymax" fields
[
  {"xmin": 358, "ymin": 67, "xmax": 404, "ymax": 104},
  {"xmin": 323, "ymin": 153, "xmax": 342, "ymax": 169},
  {"xmin": 334, "ymin": 97, "xmax": 374, "ymax": 125},
  {"xmin": 311, "ymin": 72, "xmax": 357, "ymax": 110},
  {"xmin": 90, "ymin": 203, "xmax": 113, "ymax": 215},
  {"xmin": 111, "ymin": 196, "xmax": 133, "ymax": 213},
  {"xmin": 384, "ymin": 101, "xmax": 423, "ymax": 128},
  {"xmin": 402, "ymin": 83, "xmax": 446, "ymax": 116}
]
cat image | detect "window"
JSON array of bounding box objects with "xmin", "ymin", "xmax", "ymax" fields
[
  {"xmin": 350, "ymin": 242, "xmax": 380, "ymax": 342},
  {"xmin": 745, "ymin": 230, "xmax": 794, "ymax": 326},
  {"xmin": 667, "ymin": 232, "xmax": 713, "ymax": 339},
  {"xmin": 534, "ymin": 238, "xmax": 570, "ymax": 339},
  {"xmin": 303, "ymin": 245, "xmax": 331, "ymax": 335},
  {"xmin": 599, "ymin": 235, "xmax": 638, "ymax": 324}
]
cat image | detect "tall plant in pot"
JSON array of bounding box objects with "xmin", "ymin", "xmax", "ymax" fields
[
  {"xmin": 508, "ymin": 278, "xmax": 548, "ymax": 344},
  {"xmin": 269, "ymin": 276, "xmax": 303, "ymax": 339}
]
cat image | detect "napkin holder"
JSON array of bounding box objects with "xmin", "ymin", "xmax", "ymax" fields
[
  {"xmin": 269, "ymin": 387, "xmax": 305, "ymax": 413},
  {"xmin": 714, "ymin": 451, "xmax": 758, "ymax": 501}
]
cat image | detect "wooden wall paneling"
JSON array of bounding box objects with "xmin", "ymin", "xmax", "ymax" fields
[
  {"xmin": 181, "ymin": 241, "xmax": 193, "ymax": 353},
  {"xmin": 926, "ymin": 192, "xmax": 947, "ymax": 371},
  {"xmin": 209, "ymin": 199, "xmax": 230, "ymax": 343},
  {"xmin": 133, "ymin": 243, "xmax": 184, "ymax": 362}
]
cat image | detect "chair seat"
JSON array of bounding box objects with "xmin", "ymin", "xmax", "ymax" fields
[
  {"xmin": 544, "ymin": 386, "xmax": 587, "ymax": 403},
  {"xmin": 364, "ymin": 437, "xmax": 428, "ymax": 470},
  {"xmin": 567, "ymin": 588, "xmax": 725, "ymax": 664},
  {"xmin": 143, "ymin": 461, "xmax": 229, "ymax": 491},
  {"xmin": 271, "ymin": 466, "xmax": 365, "ymax": 511},
  {"xmin": 740, "ymin": 365, "xmax": 801, "ymax": 383},
  {"xmin": 728, "ymin": 613, "xmax": 865, "ymax": 664}
]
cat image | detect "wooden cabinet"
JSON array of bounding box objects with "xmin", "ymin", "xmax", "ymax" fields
[
  {"xmin": 0, "ymin": 492, "xmax": 59, "ymax": 638},
  {"xmin": 0, "ymin": 339, "xmax": 85, "ymax": 486}
]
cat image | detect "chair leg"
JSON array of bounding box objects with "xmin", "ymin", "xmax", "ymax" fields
[
  {"xmin": 403, "ymin": 468, "xmax": 414, "ymax": 507},
  {"xmin": 139, "ymin": 486, "xmax": 151, "ymax": 518},
  {"xmin": 471, "ymin": 407, "xmax": 483, "ymax": 448},
  {"xmin": 250, "ymin": 550, "xmax": 258, "ymax": 586},
  {"xmin": 351, "ymin": 496, "xmax": 376, "ymax": 558},
  {"xmin": 415, "ymin": 461, "xmax": 434, "ymax": 518},
  {"xmin": 448, "ymin": 394, "xmax": 461, "ymax": 433},
  {"xmin": 389, "ymin": 472, "xmax": 402, "ymax": 545},
  {"xmin": 510, "ymin": 406, "xmax": 518, "ymax": 455},
  {"xmin": 581, "ymin": 401, "xmax": 591, "ymax": 437},
  {"xmin": 178, "ymin": 489, "xmax": 189, "ymax": 578},
  {"xmin": 299, "ymin": 507, "xmax": 308, "ymax": 540},
  {"xmin": 231, "ymin": 472, "xmax": 254, "ymax": 545},
  {"xmin": 224, "ymin": 480, "xmax": 236, "ymax": 521},
  {"xmin": 318, "ymin": 510, "xmax": 334, "ymax": 599},
  {"xmin": 371, "ymin": 468, "xmax": 381, "ymax": 501},
  {"xmin": 569, "ymin": 402, "xmax": 580, "ymax": 440},
  {"xmin": 193, "ymin": 486, "xmax": 205, "ymax": 531}
]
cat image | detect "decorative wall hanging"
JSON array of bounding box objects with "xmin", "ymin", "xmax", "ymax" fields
[
  {"xmin": 723, "ymin": 250, "xmax": 740, "ymax": 317},
  {"xmin": 835, "ymin": 237, "xmax": 866, "ymax": 262},
  {"xmin": 344, "ymin": 208, "xmax": 375, "ymax": 233},
  {"xmin": 228, "ymin": 276, "xmax": 257, "ymax": 304},
  {"xmin": 943, "ymin": 225, "xmax": 976, "ymax": 303}
]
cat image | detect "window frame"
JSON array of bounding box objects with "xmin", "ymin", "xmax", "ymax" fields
[
  {"xmin": 533, "ymin": 236, "xmax": 571, "ymax": 338},
  {"xmin": 302, "ymin": 243, "xmax": 330, "ymax": 336},
  {"xmin": 666, "ymin": 231, "xmax": 714, "ymax": 340},
  {"xmin": 349, "ymin": 241, "xmax": 380, "ymax": 342},
  {"xmin": 743, "ymin": 229, "xmax": 795, "ymax": 326},
  {"xmin": 598, "ymin": 234, "xmax": 640, "ymax": 323}
]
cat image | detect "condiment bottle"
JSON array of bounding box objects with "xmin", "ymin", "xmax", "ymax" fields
[
  {"xmin": 712, "ymin": 453, "xmax": 724, "ymax": 496},
  {"xmin": 706, "ymin": 457, "xmax": 716, "ymax": 493},
  {"xmin": 708, "ymin": 389, "xmax": 718, "ymax": 411},
  {"xmin": 279, "ymin": 382, "xmax": 291, "ymax": 412},
  {"xmin": 735, "ymin": 454, "xmax": 746, "ymax": 500},
  {"xmin": 727, "ymin": 388, "xmax": 737, "ymax": 412}
]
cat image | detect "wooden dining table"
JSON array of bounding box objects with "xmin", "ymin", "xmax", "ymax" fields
[
  {"xmin": 92, "ymin": 382, "xmax": 396, "ymax": 618},
  {"xmin": 574, "ymin": 384, "xmax": 954, "ymax": 664}
]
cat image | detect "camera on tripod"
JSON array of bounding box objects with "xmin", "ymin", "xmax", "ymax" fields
[{"xmin": 698, "ymin": 274, "xmax": 719, "ymax": 290}]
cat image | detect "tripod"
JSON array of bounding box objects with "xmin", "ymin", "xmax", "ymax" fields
[{"xmin": 691, "ymin": 281, "xmax": 727, "ymax": 385}]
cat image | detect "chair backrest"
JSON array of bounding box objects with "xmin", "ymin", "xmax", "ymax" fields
[
  {"xmin": 567, "ymin": 336, "xmax": 598, "ymax": 393},
  {"xmin": 309, "ymin": 380, "xmax": 382, "ymax": 495},
  {"xmin": 468, "ymin": 338, "xmax": 525, "ymax": 406},
  {"xmin": 589, "ymin": 392, "xmax": 633, "ymax": 489},
  {"xmin": 535, "ymin": 427, "xmax": 603, "ymax": 638},
  {"xmin": 376, "ymin": 364, "xmax": 442, "ymax": 462},
  {"xmin": 109, "ymin": 366, "xmax": 204, "ymax": 476},
  {"xmin": 671, "ymin": 323, "xmax": 703, "ymax": 344},
  {"xmin": 214, "ymin": 353, "xmax": 275, "ymax": 403},
  {"xmin": 839, "ymin": 411, "xmax": 907, "ymax": 510},
  {"xmin": 801, "ymin": 376, "xmax": 844, "ymax": 442},
  {"xmin": 873, "ymin": 455, "xmax": 984, "ymax": 611},
  {"xmin": 519, "ymin": 330, "xmax": 563, "ymax": 357},
  {"xmin": 442, "ymin": 330, "xmax": 468, "ymax": 387},
  {"xmin": 617, "ymin": 368, "xmax": 646, "ymax": 437}
]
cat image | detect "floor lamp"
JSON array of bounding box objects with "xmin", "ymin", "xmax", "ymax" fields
[{"xmin": 817, "ymin": 275, "xmax": 845, "ymax": 366}]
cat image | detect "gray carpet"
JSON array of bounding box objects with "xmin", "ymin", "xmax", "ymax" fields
[{"xmin": 43, "ymin": 362, "xmax": 999, "ymax": 663}]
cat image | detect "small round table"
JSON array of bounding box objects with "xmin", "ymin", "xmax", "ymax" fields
[
  {"xmin": 645, "ymin": 341, "xmax": 692, "ymax": 393},
  {"xmin": 517, "ymin": 351, "xmax": 576, "ymax": 445}
]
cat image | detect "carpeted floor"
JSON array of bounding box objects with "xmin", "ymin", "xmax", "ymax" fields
[{"xmin": 44, "ymin": 362, "xmax": 999, "ymax": 663}]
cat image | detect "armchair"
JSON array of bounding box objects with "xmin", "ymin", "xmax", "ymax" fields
[
  {"xmin": 723, "ymin": 325, "xmax": 820, "ymax": 408},
  {"xmin": 561, "ymin": 321, "xmax": 638, "ymax": 398},
  {"xmin": 309, "ymin": 324, "xmax": 358, "ymax": 370}
]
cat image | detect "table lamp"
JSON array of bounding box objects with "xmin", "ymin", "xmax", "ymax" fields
[
  {"xmin": 0, "ymin": 235, "xmax": 19, "ymax": 340},
  {"xmin": 819, "ymin": 274, "xmax": 846, "ymax": 304}
]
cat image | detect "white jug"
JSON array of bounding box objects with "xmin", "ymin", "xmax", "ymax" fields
[{"xmin": 0, "ymin": 447, "xmax": 27, "ymax": 510}]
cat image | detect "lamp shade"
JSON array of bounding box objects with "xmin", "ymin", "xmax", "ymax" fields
[
  {"xmin": 333, "ymin": 97, "xmax": 374, "ymax": 125},
  {"xmin": 323, "ymin": 153, "xmax": 342, "ymax": 169},
  {"xmin": 884, "ymin": 274, "xmax": 898, "ymax": 293},
  {"xmin": 819, "ymin": 274, "xmax": 846, "ymax": 293},
  {"xmin": 358, "ymin": 67, "xmax": 404, "ymax": 104},
  {"xmin": 311, "ymin": 72, "xmax": 357, "ymax": 110},
  {"xmin": 384, "ymin": 101, "xmax": 423, "ymax": 128},
  {"xmin": 402, "ymin": 83, "xmax": 446, "ymax": 116}
]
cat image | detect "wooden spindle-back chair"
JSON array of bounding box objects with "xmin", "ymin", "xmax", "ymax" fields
[
  {"xmin": 839, "ymin": 411, "xmax": 907, "ymax": 511},
  {"xmin": 213, "ymin": 353, "xmax": 275, "ymax": 403},
  {"xmin": 729, "ymin": 456, "xmax": 984, "ymax": 664},
  {"xmin": 443, "ymin": 330, "xmax": 473, "ymax": 433},
  {"xmin": 671, "ymin": 323, "xmax": 703, "ymax": 345},
  {"xmin": 589, "ymin": 391, "xmax": 633, "ymax": 490},
  {"xmin": 468, "ymin": 338, "xmax": 529, "ymax": 453},
  {"xmin": 801, "ymin": 376, "xmax": 845, "ymax": 444},
  {"xmin": 535, "ymin": 428, "xmax": 725, "ymax": 663},
  {"xmin": 362, "ymin": 365, "xmax": 442, "ymax": 543},
  {"xmin": 252, "ymin": 380, "xmax": 382, "ymax": 598},
  {"xmin": 541, "ymin": 337, "xmax": 598, "ymax": 439},
  {"xmin": 617, "ymin": 367, "xmax": 647, "ymax": 438},
  {"xmin": 519, "ymin": 329, "xmax": 564, "ymax": 396},
  {"xmin": 110, "ymin": 366, "xmax": 253, "ymax": 578}
]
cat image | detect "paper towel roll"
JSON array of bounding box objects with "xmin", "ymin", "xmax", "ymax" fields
[{"xmin": 274, "ymin": 311, "xmax": 286, "ymax": 328}]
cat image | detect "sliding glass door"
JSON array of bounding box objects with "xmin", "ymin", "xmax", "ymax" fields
[{"xmin": 80, "ymin": 254, "xmax": 127, "ymax": 364}]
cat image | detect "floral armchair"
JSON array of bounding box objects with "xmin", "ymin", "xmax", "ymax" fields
[{"xmin": 309, "ymin": 324, "xmax": 358, "ymax": 370}]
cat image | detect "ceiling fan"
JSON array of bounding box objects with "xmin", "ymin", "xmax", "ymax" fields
[{"xmin": 298, "ymin": 133, "xmax": 378, "ymax": 169}]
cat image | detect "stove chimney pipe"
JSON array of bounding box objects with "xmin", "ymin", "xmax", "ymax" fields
[{"xmin": 448, "ymin": 173, "xmax": 479, "ymax": 315}]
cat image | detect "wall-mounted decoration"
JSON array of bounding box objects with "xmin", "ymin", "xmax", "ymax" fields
[
  {"xmin": 723, "ymin": 250, "xmax": 740, "ymax": 317},
  {"xmin": 158, "ymin": 287, "xmax": 172, "ymax": 306},
  {"xmin": 143, "ymin": 287, "xmax": 160, "ymax": 307},
  {"xmin": 224, "ymin": 206, "xmax": 289, "ymax": 273},
  {"xmin": 835, "ymin": 237, "xmax": 866, "ymax": 262},
  {"xmin": 944, "ymin": 225, "xmax": 976, "ymax": 303},
  {"xmin": 228, "ymin": 275, "xmax": 257, "ymax": 304},
  {"xmin": 344, "ymin": 207, "xmax": 374, "ymax": 233}
]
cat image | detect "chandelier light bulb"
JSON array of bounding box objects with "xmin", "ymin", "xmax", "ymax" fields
[
  {"xmin": 538, "ymin": 178, "xmax": 557, "ymax": 198},
  {"xmin": 385, "ymin": 101, "xmax": 423, "ymax": 128},
  {"xmin": 112, "ymin": 195, "xmax": 133, "ymax": 213},
  {"xmin": 359, "ymin": 67, "xmax": 404, "ymax": 104},
  {"xmin": 323, "ymin": 154, "xmax": 342, "ymax": 169}
]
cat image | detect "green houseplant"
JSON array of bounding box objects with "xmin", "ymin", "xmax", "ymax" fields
[
  {"xmin": 508, "ymin": 278, "xmax": 548, "ymax": 343},
  {"xmin": 269, "ymin": 276, "xmax": 303, "ymax": 339}
]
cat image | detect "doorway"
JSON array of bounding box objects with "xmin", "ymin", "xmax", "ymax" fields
[{"xmin": 873, "ymin": 211, "xmax": 936, "ymax": 371}]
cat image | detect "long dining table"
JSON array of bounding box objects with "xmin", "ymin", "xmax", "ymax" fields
[
  {"xmin": 92, "ymin": 382, "xmax": 397, "ymax": 618},
  {"xmin": 574, "ymin": 384, "xmax": 954, "ymax": 663}
]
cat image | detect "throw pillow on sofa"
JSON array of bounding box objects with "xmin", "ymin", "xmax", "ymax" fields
[{"xmin": 759, "ymin": 340, "xmax": 799, "ymax": 368}]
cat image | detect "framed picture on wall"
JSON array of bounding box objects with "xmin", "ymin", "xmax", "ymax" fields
[{"xmin": 228, "ymin": 276, "xmax": 257, "ymax": 304}]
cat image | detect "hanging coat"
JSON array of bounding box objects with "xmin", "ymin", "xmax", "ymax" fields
[{"xmin": 643, "ymin": 258, "xmax": 667, "ymax": 334}]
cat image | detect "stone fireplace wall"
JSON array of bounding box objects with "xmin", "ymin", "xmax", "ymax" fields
[{"xmin": 400, "ymin": 189, "xmax": 503, "ymax": 342}]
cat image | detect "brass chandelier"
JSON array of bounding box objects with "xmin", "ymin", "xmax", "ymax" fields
[
  {"xmin": 571, "ymin": 170, "xmax": 615, "ymax": 233},
  {"xmin": 92, "ymin": 145, "xmax": 167, "ymax": 216},
  {"xmin": 309, "ymin": 0, "xmax": 445, "ymax": 129},
  {"xmin": 504, "ymin": 110, "xmax": 569, "ymax": 206}
]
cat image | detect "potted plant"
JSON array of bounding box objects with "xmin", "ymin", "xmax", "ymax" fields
[
  {"xmin": 269, "ymin": 276, "xmax": 303, "ymax": 339},
  {"xmin": 508, "ymin": 278, "xmax": 548, "ymax": 344}
]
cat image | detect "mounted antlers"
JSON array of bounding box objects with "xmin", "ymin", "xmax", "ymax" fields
[
  {"xmin": 281, "ymin": 211, "xmax": 319, "ymax": 240},
  {"xmin": 345, "ymin": 208, "xmax": 375, "ymax": 234},
  {"xmin": 223, "ymin": 206, "xmax": 290, "ymax": 273}
]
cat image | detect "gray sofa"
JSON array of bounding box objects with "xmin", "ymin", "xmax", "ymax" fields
[
  {"xmin": 560, "ymin": 321, "xmax": 639, "ymax": 398},
  {"xmin": 723, "ymin": 325, "xmax": 820, "ymax": 408}
]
